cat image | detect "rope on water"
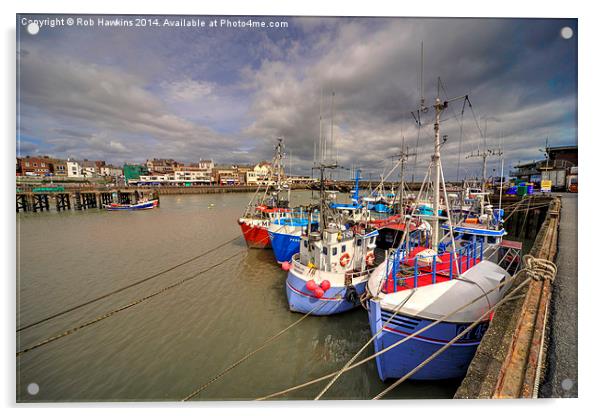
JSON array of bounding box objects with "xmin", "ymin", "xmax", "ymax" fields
[
  {"xmin": 182, "ymin": 287, "xmax": 346, "ymax": 401},
  {"xmin": 16, "ymin": 250, "xmax": 244, "ymax": 357},
  {"xmin": 17, "ymin": 234, "xmax": 244, "ymax": 332},
  {"xmin": 314, "ymin": 289, "xmax": 417, "ymax": 400}
]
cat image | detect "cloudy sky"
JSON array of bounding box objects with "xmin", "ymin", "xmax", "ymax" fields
[{"xmin": 17, "ymin": 15, "xmax": 577, "ymax": 181}]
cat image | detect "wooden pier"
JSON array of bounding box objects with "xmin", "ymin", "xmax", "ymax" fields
[{"xmin": 16, "ymin": 188, "xmax": 159, "ymax": 213}]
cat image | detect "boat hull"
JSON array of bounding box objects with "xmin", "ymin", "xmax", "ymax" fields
[
  {"xmin": 368, "ymin": 299, "xmax": 487, "ymax": 380},
  {"xmin": 285, "ymin": 269, "xmax": 366, "ymax": 315},
  {"xmin": 268, "ymin": 229, "xmax": 301, "ymax": 263},
  {"xmin": 239, "ymin": 221, "xmax": 271, "ymax": 249}
]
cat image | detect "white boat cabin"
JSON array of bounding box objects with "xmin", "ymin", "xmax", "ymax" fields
[{"xmin": 299, "ymin": 227, "xmax": 379, "ymax": 274}]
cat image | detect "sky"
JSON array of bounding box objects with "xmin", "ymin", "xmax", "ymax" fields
[{"xmin": 16, "ymin": 15, "xmax": 577, "ymax": 181}]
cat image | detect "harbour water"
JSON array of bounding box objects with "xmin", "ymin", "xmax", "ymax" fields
[{"xmin": 17, "ymin": 191, "xmax": 460, "ymax": 401}]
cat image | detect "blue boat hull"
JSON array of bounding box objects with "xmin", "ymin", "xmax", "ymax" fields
[
  {"xmin": 268, "ymin": 230, "xmax": 301, "ymax": 263},
  {"xmin": 368, "ymin": 299, "xmax": 488, "ymax": 380},
  {"xmin": 285, "ymin": 270, "xmax": 367, "ymax": 315}
]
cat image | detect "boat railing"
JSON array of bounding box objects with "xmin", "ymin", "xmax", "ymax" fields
[
  {"xmin": 290, "ymin": 253, "xmax": 375, "ymax": 280},
  {"xmin": 386, "ymin": 240, "xmax": 485, "ymax": 293}
]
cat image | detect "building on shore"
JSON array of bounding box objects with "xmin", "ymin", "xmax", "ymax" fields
[
  {"xmin": 510, "ymin": 144, "xmax": 577, "ymax": 191},
  {"xmin": 100, "ymin": 165, "xmax": 124, "ymax": 178},
  {"xmin": 17, "ymin": 156, "xmax": 71, "ymax": 177},
  {"xmin": 66, "ymin": 159, "xmax": 83, "ymax": 178},
  {"xmin": 17, "ymin": 156, "xmax": 53, "ymax": 176},
  {"xmin": 123, "ymin": 164, "xmax": 150, "ymax": 184},
  {"xmin": 145, "ymin": 158, "xmax": 182, "ymax": 174},
  {"xmin": 212, "ymin": 165, "xmax": 242, "ymax": 186}
]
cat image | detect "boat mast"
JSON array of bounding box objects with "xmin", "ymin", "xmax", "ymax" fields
[{"xmin": 432, "ymin": 96, "xmax": 445, "ymax": 249}]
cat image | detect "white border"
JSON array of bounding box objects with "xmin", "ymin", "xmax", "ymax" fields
[{"xmin": 2, "ymin": 1, "xmax": 597, "ymax": 415}]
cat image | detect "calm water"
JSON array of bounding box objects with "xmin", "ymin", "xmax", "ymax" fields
[{"xmin": 16, "ymin": 191, "xmax": 459, "ymax": 402}]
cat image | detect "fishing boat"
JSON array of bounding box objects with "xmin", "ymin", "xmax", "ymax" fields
[
  {"xmin": 269, "ymin": 169, "xmax": 365, "ymax": 264},
  {"xmin": 285, "ymin": 163, "xmax": 380, "ymax": 315},
  {"xmin": 238, "ymin": 138, "xmax": 290, "ymax": 249},
  {"xmin": 105, "ymin": 199, "xmax": 159, "ymax": 211},
  {"xmin": 366, "ymin": 93, "xmax": 522, "ymax": 380},
  {"xmin": 268, "ymin": 208, "xmax": 319, "ymax": 263}
]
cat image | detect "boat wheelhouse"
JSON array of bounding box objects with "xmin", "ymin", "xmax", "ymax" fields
[{"xmin": 286, "ymin": 225, "xmax": 379, "ymax": 315}]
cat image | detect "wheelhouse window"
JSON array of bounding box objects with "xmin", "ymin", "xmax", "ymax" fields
[
  {"xmin": 322, "ymin": 247, "xmax": 328, "ymax": 255},
  {"xmin": 341, "ymin": 245, "xmax": 346, "ymax": 253},
  {"xmin": 333, "ymin": 247, "xmax": 338, "ymax": 256}
]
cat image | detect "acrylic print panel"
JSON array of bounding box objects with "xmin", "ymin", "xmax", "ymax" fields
[{"xmin": 16, "ymin": 14, "xmax": 577, "ymax": 402}]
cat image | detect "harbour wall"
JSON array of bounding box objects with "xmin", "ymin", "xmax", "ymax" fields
[{"xmin": 455, "ymin": 196, "xmax": 561, "ymax": 398}]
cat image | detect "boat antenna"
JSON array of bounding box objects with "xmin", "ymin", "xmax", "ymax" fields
[
  {"xmin": 330, "ymin": 91, "xmax": 336, "ymax": 164},
  {"xmin": 412, "ymin": 41, "xmax": 427, "ymax": 184}
]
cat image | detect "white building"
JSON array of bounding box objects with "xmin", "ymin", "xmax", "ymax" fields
[
  {"xmin": 100, "ymin": 165, "xmax": 123, "ymax": 177},
  {"xmin": 246, "ymin": 162, "xmax": 273, "ymax": 186},
  {"xmin": 66, "ymin": 159, "xmax": 83, "ymax": 178},
  {"xmin": 174, "ymin": 166, "xmax": 212, "ymax": 184},
  {"xmin": 136, "ymin": 166, "xmax": 212, "ymax": 186}
]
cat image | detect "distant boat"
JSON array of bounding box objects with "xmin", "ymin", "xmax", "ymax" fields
[{"xmin": 105, "ymin": 199, "xmax": 158, "ymax": 211}]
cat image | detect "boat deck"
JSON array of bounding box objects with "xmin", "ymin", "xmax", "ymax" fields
[{"xmin": 382, "ymin": 250, "xmax": 482, "ymax": 293}]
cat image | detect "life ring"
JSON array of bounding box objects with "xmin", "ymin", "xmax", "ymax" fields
[
  {"xmin": 366, "ymin": 252, "xmax": 375, "ymax": 267},
  {"xmin": 340, "ymin": 253, "xmax": 351, "ymax": 267}
]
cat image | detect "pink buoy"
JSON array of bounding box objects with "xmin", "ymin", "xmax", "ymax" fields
[
  {"xmin": 306, "ymin": 280, "xmax": 317, "ymax": 291},
  {"xmin": 314, "ymin": 287, "xmax": 324, "ymax": 298},
  {"xmin": 281, "ymin": 261, "xmax": 291, "ymax": 271},
  {"xmin": 320, "ymin": 280, "xmax": 331, "ymax": 291}
]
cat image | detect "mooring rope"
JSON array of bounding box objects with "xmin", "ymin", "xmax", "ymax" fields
[
  {"xmin": 17, "ymin": 234, "xmax": 244, "ymax": 332},
  {"xmin": 314, "ymin": 289, "xmax": 417, "ymax": 400},
  {"xmin": 182, "ymin": 287, "xmax": 346, "ymax": 401},
  {"xmin": 16, "ymin": 250, "xmax": 245, "ymax": 356}
]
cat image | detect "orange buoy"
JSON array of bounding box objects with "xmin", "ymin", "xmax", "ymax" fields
[
  {"xmin": 306, "ymin": 280, "xmax": 317, "ymax": 291},
  {"xmin": 320, "ymin": 280, "xmax": 331, "ymax": 291},
  {"xmin": 281, "ymin": 261, "xmax": 291, "ymax": 271},
  {"xmin": 314, "ymin": 287, "xmax": 324, "ymax": 298}
]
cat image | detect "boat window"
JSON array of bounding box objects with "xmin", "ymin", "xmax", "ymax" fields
[
  {"xmin": 356, "ymin": 239, "xmax": 362, "ymax": 246},
  {"xmin": 322, "ymin": 247, "xmax": 328, "ymax": 255},
  {"xmin": 487, "ymin": 236, "xmax": 497, "ymax": 244},
  {"xmin": 333, "ymin": 247, "xmax": 338, "ymax": 256},
  {"xmin": 304, "ymin": 240, "xmax": 308, "ymax": 248},
  {"xmin": 341, "ymin": 245, "xmax": 346, "ymax": 253}
]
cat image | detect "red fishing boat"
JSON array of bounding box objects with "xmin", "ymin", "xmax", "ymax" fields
[{"xmin": 238, "ymin": 138, "xmax": 290, "ymax": 249}]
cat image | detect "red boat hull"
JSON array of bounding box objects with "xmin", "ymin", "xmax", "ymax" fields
[{"xmin": 239, "ymin": 221, "xmax": 271, "ymax": 249}]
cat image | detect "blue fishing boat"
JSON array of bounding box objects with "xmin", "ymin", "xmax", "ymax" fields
[
  {"xmin": 268, "ymin": 211, "xmax": 318, "ymax": 263},
  {"xmin": 285, "ymin": 165, "xmax": 380, "ymax": 315},
  {"xmin": 366, "ymin": 94, "xmax": 522, "ymax": 381}
]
